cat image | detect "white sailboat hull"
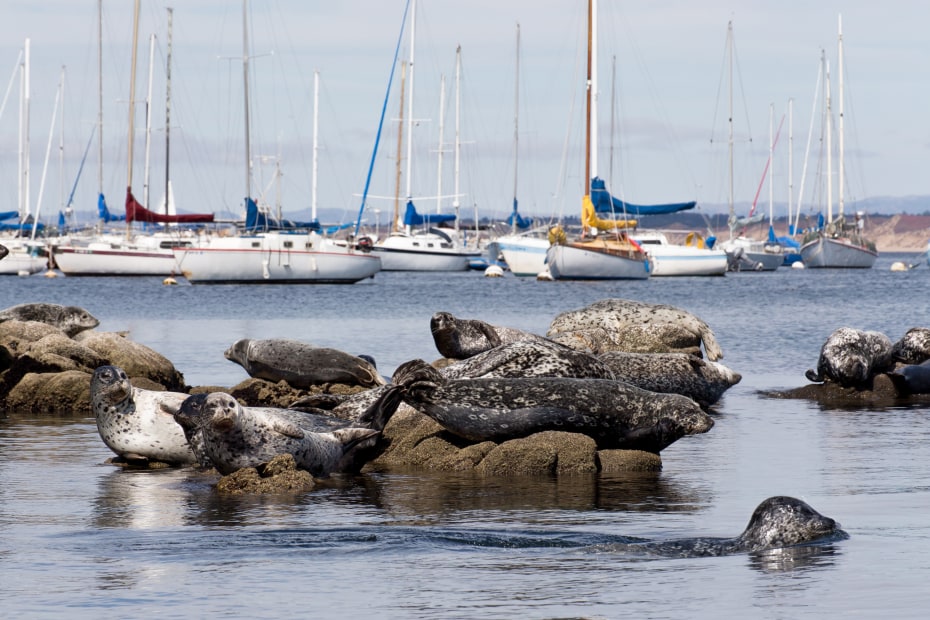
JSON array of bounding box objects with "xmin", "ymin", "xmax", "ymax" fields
[
  {"xmin": 718, "ymin": 237, "xmax": 784, "ymax": 271},
  {"xmin": 0, "ymin": 242, "xmax": 46, "ymax": 275},
  {"xmin": 372, "ymin": 231, "xmax": 481, "ymax": 272},
  {"xmin": 53, "ymin": 234, "xmax": 190, "ymax": 276},
  {"xmin": 633, "ymin": 231, "xmax": 727, "ymax": 277},
  {"xmin": 173, "ymin": 232, "xmax": 381, "ymax": 283},
  {"xmin": 799, "ymin": 234, "xmax": 877, "ymax": 268},
  {"xmin": 491, "ymin": 234, "xmax": 549, "ymax": 277},
  {"xmin": 546, "ymin": 243, "xmax": 650, "ymax": 280}
]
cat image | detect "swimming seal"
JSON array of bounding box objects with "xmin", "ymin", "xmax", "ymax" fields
[
  {"xmin": 805, "ymin": 327, "xmax": 893, "ymax": 387},
  {"xmin": 0, "ymin": 302, "xmax": 99, "ymax": 337},
  {"xmin": 597, "ymin": 351, "xmax": 741, "ymax": 408},
  {"xmin": 184, "ymin": 391, "xmax": 381, "ymax": 476},
  {"xmin": 389, "ymin": 359, "xmax": 714, "ymax": 453},
  {"xmin": 91, "ymin": 365, "xmax": 196, "ymax": 464},
  {"xmin": 891, "ymin": 327, "xmax": 930, "ymax": 364},
  {"xmin": 440, "ymin": 339, "xmax": 617, "ymax": 380},
  {"xmin": 430, "ymin": 311, "xmax": 547, "ymax": 359},
  {"xmin": 224, "ymin": 338, "xmax": 386, "ymax": 388},
  {"xmin": 597, "ymin": 496, "xmax": 847, "ymax": 557},
  {"xmin": 547, "ymin": 298, "xmax": 724, "ymax": 361}
]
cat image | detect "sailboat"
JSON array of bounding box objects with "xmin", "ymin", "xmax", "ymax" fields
[
  {"xmin": 53, "ymin": 3, "xmax": 213, "ymax": 276},
  {"xmin": 799, "ymin": 15, "xmax": 877, "ymax": 269},
  {"xmin": 546, "ymin": 0, "xmax": 694, "ymax": 281},
  {"xmin": 172, "ymin": 1, "xmax": 380, "ymax": 284},
  {"xmin": 371, "ymin": 1, "xmax": 482, "ymax": 272}
]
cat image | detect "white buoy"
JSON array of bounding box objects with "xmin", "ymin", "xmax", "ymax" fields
[
  {"xmin": 890, "ymin": 261, "xmax": 908, "ymax": 272},
  {"xmin": 536, "ymin": 268, "xmax": 553, "ymax": 281},
  {"xmin": 43, "ymin": 270, "xmax": 58, "ymax": 278},
  {"xmin": 163, "ymin": 276, "xmax": 179, "ymax": 285},
  {"xmin": 484, "ymin": 264, "xmax": 504, "ymax": 278},
  {"xmin": 791, "ymin": 261, "xmax": 805, "ymax": 269}
]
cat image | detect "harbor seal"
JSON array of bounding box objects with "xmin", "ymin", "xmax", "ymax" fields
[
  {"xmin": 0, "ymin": 302, "xmax": 99, "ymax": 337},
  {"xmin": 224, "ymin": 338, "xmax": 386, "ymax": 389},
  {"xmin": 439, "ymin": 339, "xmax": 617, "ymax": 380},
  {"xmin": 805, "ymin": 327, "xmax": 894, "ymax": 387},
  {"xmin": 183, "ymin": 391, "xmax": 381, "ymax": 476},
  {"xmin": 388, "ymin": 359, "xmax": 714, "ymax": 453},
  {"xmin": 91, "ymin": 365, "xmax": 196, "ymax": 465},
  {"xmin": 430, "ymin": 311, "xmax": 547, "ymax": 359},
  {"xmin": 597, "ymin": 351, "xmax": 741, "ymax": 408},
  {"xmin": 547, "ymin": 298, "xmax": 724, "ymax": 361},
  {"xmin": 596, "ymin": 496, "xmax": 847, "ymax": 557},
  {"xmin": 891, "ymin": 327, "xmax": 930, "ymax": 364},
  {"xmin": 889, "ymin": 360, "xmax": 930, "ymax": 395}
]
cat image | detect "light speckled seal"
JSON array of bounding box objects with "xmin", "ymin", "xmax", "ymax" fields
[
  {"xmin": 440, "ymin": 339, "xmax": 617, "ymax": 380},
  {"xmin": 389, "ymin": 359, "xmax": 714, "ymax": 453},
  {"xmin": 597, "ymin": 351, "xmax": 741, "ymax": 408},
  {"xmin": 0, "ymin": 302, "xmax": 99, "ymax": 337},
  {"xmin": 547, "ymin": 298, "xmax": 724, "ymax": 361},
  {"xmin": 224, "ymin": 338, "xmax": 386, "ymax": 389},
  {"xmin": 595, "ymin": 496, "xmax": 848, "ymax": 557},
  {"xmin": 805, "ymin": 327, "xmax": 893, "ymax": 387},
  {"xmin": 189, "ymin": 391, "xmax": 380, "ymax": 476},
  {"xmin": 891, "ymin": 327, "xmax": 930, "ymax": 364},
  {"xmin": 430, "ymin": 311, "xmax": 547, "ymax": 359},
  {"xmin": 91, "ymin": 365, "xmax": 195, "ymax": 464}
]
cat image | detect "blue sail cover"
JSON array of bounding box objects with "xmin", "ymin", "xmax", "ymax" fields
[
  {"xmin": 0, "ymin": 210, "xmax": 18, "ymax": 221},
  {"xmin": 590, "ymin": 177, "xmax": 696, "ymax": 216},
  {"xmin": 98, "ymin": 193, "xmax": 125, "ymax": 222},
  {"xmin": 507, "ymin": 198, "xmax": 533, "ymax": 229},
  {"xmin": 402, "ymin": 200, "xmax": 456, "ymax": 227},
  {"xmin": 0, "ymin": 220, "xmax": 44, "ymax": 231},
  {"xmin": 244, "ymin": 197, "xmax": 320, "ymax": 232}
]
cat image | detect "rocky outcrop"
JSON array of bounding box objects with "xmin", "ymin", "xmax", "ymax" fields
[{"xmin": 215, "ymin": 454, "xmax": 316, "ymax": 494}]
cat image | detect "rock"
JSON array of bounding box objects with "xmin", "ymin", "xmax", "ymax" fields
[
  {"xmin": 76, "ymin": 331, "xmax": 185, "ymax": 390},
  {"xmin": 4, "ymin": 371, "xmax": 93, "ymax": 414},
  {"xmin": 761, "ymin": 372, "xmax": 928, "ymax": 408},
  {"xmin": 475, "ymin": 431, "xmax": 598, "ymax": 476},
  {"xmin": 215, "ymin": 454, "xmax": 316, "ymax": 494},
  {"xmin": 597, "ymin": 449, "xmax": 663, "ymax": 472}
]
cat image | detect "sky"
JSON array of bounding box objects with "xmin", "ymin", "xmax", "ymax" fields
[{"xmin": 1, "ymin": 0, "xmax": 928, "ymax": 227}]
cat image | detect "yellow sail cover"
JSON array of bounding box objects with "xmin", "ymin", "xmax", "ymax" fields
[{"xmin": 581, "ymin": 195, "xmax": 637, "ymax": 231}]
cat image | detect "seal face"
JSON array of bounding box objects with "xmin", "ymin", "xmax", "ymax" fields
[
  {"xmin": 0, "ymin": 302, "xmax": 99, "ymax": 337},
  {"xmin": 439, "ymin": 339, "xmax": 617, "ymax": 381},
  {"xmin": 390, "ymin": 359, "xmax": 714, "ymax": 453},
  {"xmin": 546, "ymin": 298, "xmax": 724, "ymax": 361},
  {"xmin": 805, "ymin": 327, "xmax": 894, "ymax": 387},
  {"xmin": 892, "ymin": 327, "xmax": 930, "ymax": 364},
  {"xmin": 224, "ymin": 338, "xmax": 386, "ymax": 389},
  {"xmin": 430, "ymin": 311, "xmax": 546, "ymax": 359},
  {"xmin": 91, "ymin": 365, "xmax": 195, "ymax": 464},
  {"xmin": 603, "ymin": 496, "xmax": 848, "ymax": 558},
  {"xmin": 597, "ymin": 351, "xmax": 741, "ymax": 408},
  {"xmin": 190, "ymin": 392, "xmax": 380, "ymax": 476}
]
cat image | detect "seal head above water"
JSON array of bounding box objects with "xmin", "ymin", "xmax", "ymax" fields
[{"xmin": 0, "ymin": 302, "xmax": 99, "ymax": 337}]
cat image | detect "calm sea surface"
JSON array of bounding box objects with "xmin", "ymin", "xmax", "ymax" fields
[{"xmin": 2, "ymin": 253, "xmax": 930, "ymax": 618}]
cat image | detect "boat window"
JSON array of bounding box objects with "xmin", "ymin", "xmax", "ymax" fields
[
  {"xmin": 283, "ymin": 241, "xmax": 293, "ymax": 249},
  {"xmin": 305, "ymin": 243, "xmax": 313, "ymax": 249},
  {"xmin": 413, "ymin": 242, "xmax": 420, "ymax": 247},
  {"xmin": 440, "ymin": 243, "xmax": 451, "ymax": 249},
  {"xmin": 251, "ymin": 242, "xmax": 260, "ymax": 248},
  {"xmin": 427, "ymin": 243, "xmax": 434, "ymax": 248}
]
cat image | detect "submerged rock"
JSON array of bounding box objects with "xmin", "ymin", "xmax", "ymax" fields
[{"xmin": 215, "ymin": 454, "xmax": 316, "ymax": 494}]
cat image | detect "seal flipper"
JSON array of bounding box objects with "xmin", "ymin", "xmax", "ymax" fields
[
  {"xmin": 271, "ymin": 419, "xmax": 306, "ymax": 439},
  {"xmin": 356, "ymin": 385, "xmax": 405, "ymax": 431},
  {"xmin": 805, "ymin": 368, "xmax": 823, "ymax": 382},
  {"xmin": 289, "ymin": 393, "xmax": 347, "ymax": 411},
  {"xmin": 333, "ymin": 427, "xmax": 381, "ymax": 453}
]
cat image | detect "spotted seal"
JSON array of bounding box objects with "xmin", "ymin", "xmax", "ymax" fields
[
  {"xmin": 91, "ymin": 365, "xmax": 196, "ymax": 465},
  {"xmin": 595, "ymin": 496, "xmax": 847, "ymax": 557},
  {"xmin": 388, "ymin": 359, "xmax": 714, "ymax": 453},
  {"xmin": 430, "ymin": 311, "xmax": 547, "ymax": 359},
  {"xmin": 439, "ymin": 339, "xmax": 617, "ymax": 380},
  {"xmin": 805, "ymin": 327, "xmax": 894, "ymax": 387},
  {"xmin": 224, "ymin": 338, "xmax": 386, "ymax": 389},
  {"xmin": 597, "ymin": 351, "xmax": 741, "ymax": 408},
  {"xmin": 546, "ymin": 298, "xmax": 724, "ymax": 361},
  {"xmin": 0, "ymin": 302, "xmax": 99, "ymax": 337},
  {"xmin": 891, "ymin": 327, "xmax": 930, "ymax": 364},
  {"xmin": 183, "ymin": 391, "xmax": 380, "ymax": 476}
]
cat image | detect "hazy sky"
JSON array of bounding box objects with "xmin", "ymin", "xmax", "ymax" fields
[{"xmin": 1, "ymin": 0, "xmax": 927, "ymax": 225}]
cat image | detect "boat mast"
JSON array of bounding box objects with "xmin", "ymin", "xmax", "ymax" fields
[
  {"xmin": 392, "ymin": 61, "xmax": 406, "ymax": 232},
  {"xmin": 510, "ymin": 23, "xmax": 520, "ymax": 234},
  {"xmin": 311, "ymin": 69, "xmax": 319, "ymax": 222},
  {"xmin": 837, "ymin": 14, "xmax": 845, "ymax": 221},
  {"xmin": 768, "ymin": 103, "xmax": 773, "ymax": 226},
  {"xmin": 435, "ymin": 73, "xmax": 445, "ymax": 214},
  {"xmin": 452, "ymin": 45, "xmax": 462, "ymax": 234},
  {"xmin": 825, "ymin": 57, "xmax": 832, "ymax": 225},
  {"xmin": 585, "ymin": 0, "xmax": 598, "ymax": 190},
  {"xmin": 126, "ymin": 0, "xmax": 140, "ymax": 196},
  {"xmin": 787, "ymin": 97, "xmax": 793, "ymax": 233},
  {"xmin": 97, "ymin": 0, "xmax": 103, "ymax": 205},
  {"xmin": 726, "ymin": 20, "xmax": 734, "ymax": 237},
  {"xmin": 165, "ymin": 7, "xmax": 173, "ymax": 217},
  {"xmin": 19, "ymin": 38, "xmax": 30, "ymax": 226},
  {"xmin": 242, "ymin": 0, "xmax": 252, "ymax": 202},
  {"xmin": 143, "ymin": 32, "xmax": 154, "ymax": 209},
  {"xmin": 404, "ymin": 0, "xmax": 417, "ymax": 229}
]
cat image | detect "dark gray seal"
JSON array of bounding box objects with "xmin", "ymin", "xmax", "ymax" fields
[
  {"xmin": 891, "ymin": 327, "xmax": 930, "ymax": 364},
  {"xmin": 187, "ymin": 391, "xmax": 381, "ymax": 476},
  {"xmin": 224, "ymin": 338, "xmax": 386, "ymax": 389},
  {"xmin": 430, "ymin": 311, "xmax": 547, "ymax": 359},
  {"xmin": 91, "ymin": 365, "xmax": 196, "ymax": 465},
  {"xmin": 597, "ymin": 351, "xmax": 741, "ymax": 408},
  {"xmin": 805, "ymin": 327, "xmax": 894, "ymax": 387},
  {"xmin": 388, "ymin": 359, "xmax": 714, "ymax": 453},
  {"xmin": 0, "ymin": 302, "xmax": 99, "ymax": 337},
  {"xmin": 595, "ymin": 496, "xmax": 847, "ymax": 557},
  {"xmin": 440, "ymin": 339, "xmax": 617, "ymax": 380},
  {"xmin": 889, "ymin": 360, "xmax": 930, "ymax": 395},
  {"xmin": 547, "ymin": 298, "xmax": 724, "ymax": 361}
]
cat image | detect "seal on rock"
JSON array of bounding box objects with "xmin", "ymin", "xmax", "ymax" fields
[
  {"xmin": 181, "ymin": 391, "xmax": 381, "ymax": 476},
  {"xmin": 388, "ymin": 359, "xmax": 714, "ymax": 453},
  {"xmin": 430, "ymin": 311, "xmax": 547, "ymax": 359},
  {"xmin": 891, "ymin": 327, "xmax": 930, "ymax": 364},
  {"xmin": 0, "ymin": 302, "xmax": 99, "ymax": 337},
  {"xmin": 439, "ymin": 339, "xmax": 617, "ymax": 380},
  {"xmin": 91, "ymin": 365, "xmax": 196, "ymax": 465},
  {"xmin": 597, "ymin": 496, "xmax": 847, "ymax": 557},
  {"xmin": 546, "ymin": 298, "xmax": 724, "ymax": 361},
  {"xmin": 224, "ymin": 338, "xmax": 386, "ymax": 389},
  {"xmin": 889, "ymin": 359, "xmax": 930, "ymax": 395},
  {"xmin": 805, "ymin": 327, "xmax": 893, "ymax": 387},
  {"xmin": 597, "ymin": 351, "xmax": 741, "ymax": 408}
]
